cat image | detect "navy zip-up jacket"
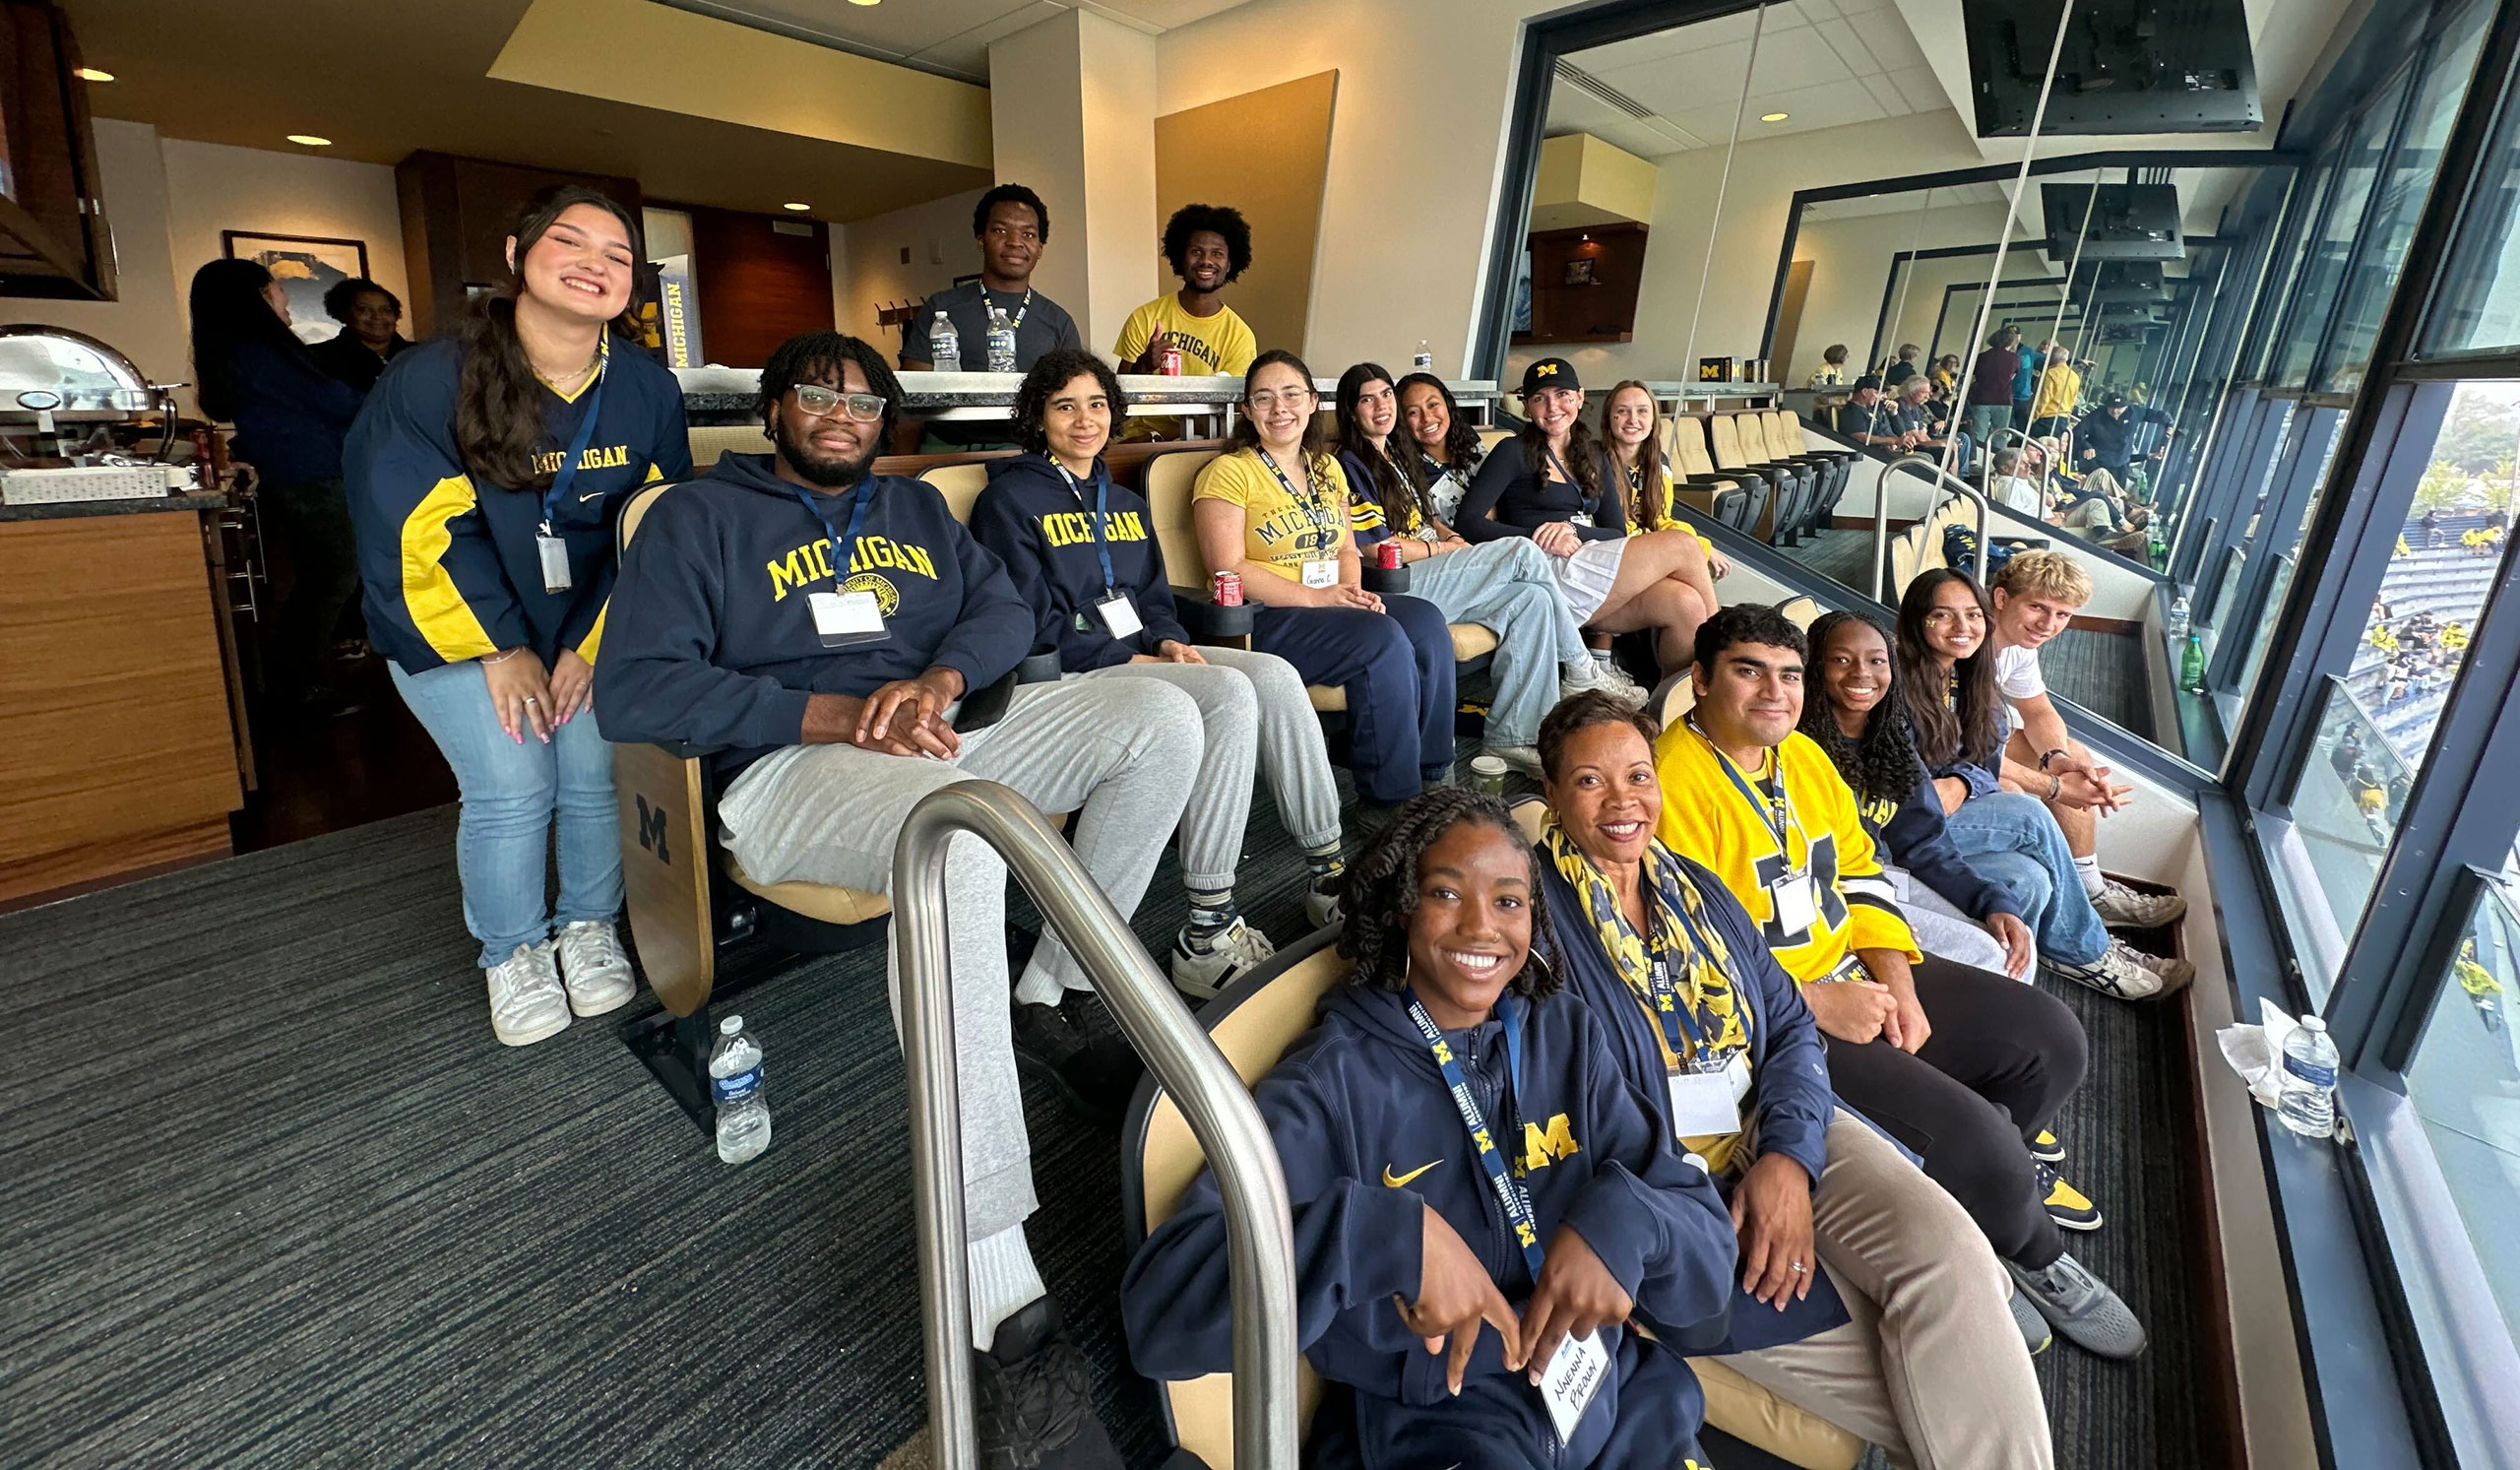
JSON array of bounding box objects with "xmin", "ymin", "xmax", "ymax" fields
[
  {"xmin": 1851, "ymin": 750, "xmax": 2018, "ymax": 922},
  {"xmin": 966, "ymin": 452, "xmax": 1189, "ymax": 671},
  {"xmin": 594, "ymin": 452, "xmax": 1032, "ymax": 781},
  {"xmin": 346, "ymin": 335, "xmax": 690, "ymax": 672},
  {"xmin": 224, "ymin": 336, "xmax": 362, "ymax": 486},
  {"xmin": 1123, "ymin": 982, "xmax": 1734, "ymax": 1463},
  {"xmin": 1456, "ymin": 439, "xmax": 1624, "ymax": 543},
  {"xmin": 1539, "ymin": 854, "xmax": 1850, "ymax": 1353}
]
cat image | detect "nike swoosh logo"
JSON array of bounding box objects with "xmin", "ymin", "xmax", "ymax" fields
[
  {"xmin": 1382, "ymin": 1160, "xmax": 1440, "ymax": 1187},
  {"xmin": 579, "ymin": 489, "xmax": 607, "ymax": 502}
]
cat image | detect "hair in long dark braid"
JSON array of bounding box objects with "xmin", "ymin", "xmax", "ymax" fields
[
  {"xmin": 1797, "ymin": 609, "xmax": 1921, "ymax": 809},
  {"xmin": 1336, "ymin": 788, "xmax": 1560, "ymax": 1000},
  {"xmin": 1895, "ymin": 568, "xmax": 2004, "ymax": 770}
]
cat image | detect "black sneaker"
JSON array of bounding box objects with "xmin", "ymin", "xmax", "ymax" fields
[
  {"xmin": 974, "ymin": 1298, "xmax": 1123, "ymax": 1470},
  {"xmin": 1012, "ymin": 994, "xmax": 1142, "ymax": 1125},
  {"xmin": 2028, "ymin": 1128, "xmax": 2067, "ymax": 1164},
  {"xmin": 2037, "ymin": 1161, "xmax": 2104, "ymax": 1232}
]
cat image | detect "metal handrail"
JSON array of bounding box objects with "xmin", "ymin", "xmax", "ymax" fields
[
  {"xmin": 893, "ymin": 781, "xmax": 1300, "ymax": 1470},
  {"xmin": 1982, "ymin": 425, "xmax": 2031, "ymax": 502},
  {"xmin": 1871, "ymin": 452, "xmax": 1991, "ymax": 602}
]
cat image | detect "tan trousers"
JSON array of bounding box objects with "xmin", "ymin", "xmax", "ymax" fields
[{"xmin": 1718, "ymin": 1110, "xmax": 2053, "ymax": 1469}]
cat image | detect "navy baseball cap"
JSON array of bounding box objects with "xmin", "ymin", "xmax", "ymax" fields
[{"xmin": 1519, "ymin": 358, "xmax": 1579, "ymax": 396}]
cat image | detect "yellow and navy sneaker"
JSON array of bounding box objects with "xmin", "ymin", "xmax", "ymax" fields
[
  {"xmin": 2039, "ymin": 1162, "xmax": 2104, "ymax": 1231},
  {"xmin": 2029, "ymin": 1128, "xmax": 2067, "ymax": 1164}
]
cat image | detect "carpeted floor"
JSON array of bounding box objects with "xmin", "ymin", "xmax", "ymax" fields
[
  {"xmin": 2045, "ymin": 626, "xmax": 2156, "ymax": 740},
  {"xmin": 3, "ymin": 735, "xmax": 2204, "ymax": 1469},
  {"xmin": 1783, "ymin": 528, "xmax": 1877, "ymax": 594}
]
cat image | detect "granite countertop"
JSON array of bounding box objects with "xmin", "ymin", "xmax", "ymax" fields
[
  {"xmin": 0, "ymin": 490, "xmax": 225, "ymax": 523},
  {"xmin": 678, "ymin": 367, "xmax": 1503, "ymax": 417}
]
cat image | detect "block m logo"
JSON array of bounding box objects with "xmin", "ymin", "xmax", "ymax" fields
[{"xmin": 634, "ymin": 795, "xmax": 671, "ymax": 863}]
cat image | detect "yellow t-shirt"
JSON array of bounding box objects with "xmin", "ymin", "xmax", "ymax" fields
[
  {"xmin": 1193, "ymin": 447, "xmax": 1352, "ymax": 580},
  {"xmin": 2029, "ymin": 363, "xmax": 2081, "ymax": 421},
  {"xmin": 1618, "ymin": 465, "xmax": 1716, "ymax": 554},
  {"xmin": 1112, "ymin": 295, "xmax": 1259, "ymax": 377}
]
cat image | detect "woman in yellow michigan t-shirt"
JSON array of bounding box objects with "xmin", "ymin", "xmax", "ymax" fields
[{"xmin": 1193, "ymin": 351, "xmax": 1459, "ymax": 806}]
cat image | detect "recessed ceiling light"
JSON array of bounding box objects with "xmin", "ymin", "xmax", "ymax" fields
[
  {"xmin": 73, "ymin": 67, "xmax": 113, "ymax": 82},
  {"xmin": 286, "ymin": 134, "xmax": 333, "ymax": 147},
  {"xmin": 1762, "ymin": 111, "xmax": 1791, "ymax": 123},
  {"xmin": 784, "ymin": 202, "xmax": 812, "ymax": 212},
  {"xmin": 847, "ymin": 0, "xmax": 879, "ymax": 6}
]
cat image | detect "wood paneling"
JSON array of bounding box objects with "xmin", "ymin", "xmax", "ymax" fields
[
  {"xmin": 1154, "ymin": 71, "xmax": 1339, "ymax": 360},
  {"xmin": 684, "ymin": 204, "xmax": 835, "ymax": 369},
  {"xmin": 0, "ymin": 512, "xmax": 241, "ymax": 885},
  {"xmin": 1518, "ymin": 223, "xmax": 1648, "ymax": 347}
]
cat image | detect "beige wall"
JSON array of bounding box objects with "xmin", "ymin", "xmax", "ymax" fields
[
  {"xmin": 830, "ymin": 188, "xmax": 989, "ymax": 355},
  {"xmin": 1154, "ymin": 71, "xmax": 1339, "ymax": 362},
  {"xmin": 0, "ymin": 121, "xmax": 408, "ymax": 410}
]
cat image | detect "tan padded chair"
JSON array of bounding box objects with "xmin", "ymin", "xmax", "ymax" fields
[
  {"xmin": 611, "ymin": 481, "xmax": 892, "ymax": 1016},
  {"xmin": 688, "ymin": 422, "xmax": 766, "ymax": 472},
  {"xmin": 1666, "ymin": 417, "xmax": 1752, "ymax": 530},
  {"xmin": 917, "ymin": 460, "xmax": 995, "ymax": 524},
  {"xmin": 1130, "ymin": 930, "xmax": 1863, "ymax": 1470},
  {"xmin": 1888, "ymin": 525, "xmax": 1922, "ymax": 600},
  {"xmin": 1477, "ymin": 426, "xmax": 1514, "ymax": 454}
]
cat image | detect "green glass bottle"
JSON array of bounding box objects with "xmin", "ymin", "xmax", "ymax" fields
[{"xmin": 2180, "ymin": 633, "xmax": 2207, "ymax": 693}]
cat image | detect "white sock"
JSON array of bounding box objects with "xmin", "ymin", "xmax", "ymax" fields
[
  {"xmin": 968, "ymin": 1223, "xmax": 1048, "ymax": 1352},
  {"xmin": 2073, "ymin": 852, "xmax": 2106, "ymax": 898},
  {"xmin": 1013, "ymin": 967, "xmax": 1063, "ymax": 1007}
]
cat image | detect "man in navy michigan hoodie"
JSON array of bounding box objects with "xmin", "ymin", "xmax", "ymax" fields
[
  {"xmin": 1122, "ymin": 788, "xmax": 1734, "ymax": 1468},
  {"xmin": 596, "ymin": 332, "xmax": 1203, "ymax": 1470}
]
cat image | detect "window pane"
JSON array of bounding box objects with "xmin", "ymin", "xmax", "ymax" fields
[
  {"xmin": 2254, "ymin": 164, "xmax": 2337, "ymax": 383},
  {"xmin": 2320, "ymin": 7, "xmax": 2492, "ymax": 392},
  {"xmin": 2276, "ymin": 87, "xmax": 2404, "ymax": 387},
  {"xmin": 2424, "ymin": 13, "xmax": 2520, "ymax": 354},
  {"xmin": 2281, "ymin": 381, "xmax": 2519, "ymax": 995}
]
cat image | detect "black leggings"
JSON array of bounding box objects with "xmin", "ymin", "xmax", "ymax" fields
[{"xmin": 1821, "ymin": 955, "xmax": 2089, "ymax": 1269}]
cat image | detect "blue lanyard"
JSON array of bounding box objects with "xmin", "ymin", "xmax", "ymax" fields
[
  {"xmin": 1407, "ymin": 994, "xmax": 1545, "ymax": 1279},
  {"xmin": 1258, "ymin": 449, "xmax": 1339, "ymax": 550},
  {"xmin": 1054, "ymin": 461, "xmax": 1118, "ymax": 596},
  {"xmin": 537, "ymin": 339, "xmax": 608, "ymax": 535},
  {"xmin": 1690, "ymin": 719, "xmax": 1796, "ymax": 858},
  {"xmin": 1640, "ymin": 866, "xmax": 1735, "ymax": 1061},
  {"xmin": 792, "ymin": 480, "xmax": 877, "ymax": 583}
]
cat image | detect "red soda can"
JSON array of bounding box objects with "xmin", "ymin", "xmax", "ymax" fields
[
  {"xmin": 1376, "ymin": 541, "xmax": 1403, "ymax": 570},
  {"xmin": 1159, "ymin": 343, "xmax": 1184, "ymax": 376},
  {"xmin": 1211, "ymin": 570, "xmax": 1242, "ymax": 607}
]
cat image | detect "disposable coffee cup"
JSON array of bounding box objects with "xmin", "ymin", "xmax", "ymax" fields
[{"xmin": 1469, "ymin": 754, "xmax": 1509, "ymax": 795}]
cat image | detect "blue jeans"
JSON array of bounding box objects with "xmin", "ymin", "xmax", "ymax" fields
[
  {"xmin": 1940, "ymin": 792, "xmax": 2107, "ymax": 966},
  {"xmin": 1405, "ymin": 538, "xmax": 1582, "ymax": 746},
  {"xmin": 391, "ymin": 659, "xmax": 623, "ymax": 967}
]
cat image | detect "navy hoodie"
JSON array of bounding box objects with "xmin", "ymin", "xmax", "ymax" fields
[
  {"xmin": 1539, "ymin": 853, "xmax": 1851, "ymax": 1353},
  {"xmin": 224, "ymin": 335, "xmax": 362, "ymax": 486},
  {"xmin": 593, "ymin": 453, "xmax": 1032, "ymax": 780},
  {"xmin": 1847, "ymin": 748, "xmax": 2018, "ymax": 923},
  {"xmin": 1456, "ymin": 438, "xmax": 1625, "ymax": 544},
  {"xmin": 966, "ymin": 452, "xmax": 1189, "ymax": 671},
  {"xmin": 1123, "ymin": 982, "xmax": 1734, "ymax": 1463}
]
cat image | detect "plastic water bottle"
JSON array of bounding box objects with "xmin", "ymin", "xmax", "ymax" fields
[
  {"xmin": 1414, "ymin": 340, "xmax": 1434, "ymax": 371},
  {"xmin": 985, "ymin": 305, "xmax": 1018, "ymax": 374},
  {"xmin": 2167, "ymin": 594, "xmax": 2191, "ymax": 640},
  {"xmin": 2278, "ymin": 1016, "xmax": 2339, "ymax": 1139},
  {"xmin": 2179, "ymin": 633, "xmax": 2207, "ymax": 693},
  {"xmin": 709, "ymin": 1014, "xmax": 771, "ymax": 1164},
  {"xmin": 928, "ymin": 311, "xmax": 961, "ymax": 373}
]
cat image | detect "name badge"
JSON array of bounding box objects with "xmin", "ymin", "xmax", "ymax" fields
[
  {"xmin": 1770, "ymin": 868, "xmax": 1819, "ymax": 936},
  {"xmin": 1666, "ymin": 1058, "xmax": 1746, "ymax": 1140},
  {"xmin": 1094, "ymin": 594, "xmax": 1144, "ymax": 640},
  {"xmin": 536, "ymin": 534, "xmax": 572, "ymax": 593},
  {"xmin": 1567, "ymin": 512, "xmax": 1594, "ymax": 529},
  {"xmin": 1300, "ymin": 558, "xmax": 1339, "ymax": 589},
  {"xmin": 1537, "ymin": 1327, "xmax": 1609, "ymax": 1443},
  {"xmin": 808, "ymin": 590, "xmax": 887, "ymax": 648}
]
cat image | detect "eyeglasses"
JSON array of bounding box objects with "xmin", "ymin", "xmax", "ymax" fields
[
  {"xmin": 791, "ymin": 385, "xmax": 886, "ymax": 422},
  {"xmin": 1247, "ymin": 388, "xmax": 1314, "ymax": 411}
]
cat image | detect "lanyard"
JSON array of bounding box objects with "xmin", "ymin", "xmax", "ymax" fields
[
  {"xmin": 1544, "ymin": 443, "xmax": 1577, "ymax": 491},
  {"xmin": 1638, "ymin": 872, "xmax": 1737, "ymax": 1062},
  {"xmin": 792, "ymin": 480, "xmax": 876, "ymax": 583},
  {"xmin": 1053, "ymin": 461, "xmax": 1118, "ymax": 595},
  {"xmin": 1407, "ymin": 994, "xmax": 1545, "ymax": 1278},
  {"xmin": 1258, "ymin": 449, "xmax": 1340, "ymax": 551},
  {"xmin": 537, "ymin": 338, "xmax": 609, "ymax": 534},
  {"xmin": 1690, "ymin": 718, "xmax": 1798, "ymax": 860},
  {"xmin": 989, "ymin": 287, "xmax": 1033, "ymax": 332}
]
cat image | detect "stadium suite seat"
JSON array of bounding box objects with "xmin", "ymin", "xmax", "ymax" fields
[
  {"xmin": 1123, "ymin": 927, "xmax": 1866, "ymax": 1470},
  {"xmin": 1666, "ymin": 416, "xmax": 1757, "ymax": 533}
]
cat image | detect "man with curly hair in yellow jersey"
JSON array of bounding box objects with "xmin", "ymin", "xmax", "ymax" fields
[{"xmin": 1649, "ymin": 603, "xmax": 2146, "ymax": 1362}]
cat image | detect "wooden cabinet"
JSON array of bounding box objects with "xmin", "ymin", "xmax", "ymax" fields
[
  {"xmin": 1516, "ymin": 224, "xmax": 1648, "ymax": 347},
  {"xmin": 395, "ymin": 151, "xmax": 643, "ymax": 337},
  {"xmin": 0, "ymin": 0, "xmax": 116, "ymax": 300},
  {"xmin": 683, "ymin": 203, "xmax": 834, "ymax": 369}
]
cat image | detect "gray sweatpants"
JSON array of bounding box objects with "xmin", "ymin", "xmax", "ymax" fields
[
  {"xmin": 716, "ymin": 677, "xmax": 1202, "ymax": 1239},
  {"xmin": 1075, "ymin": 644, "xmax": 1342, "ymax": 893},
  {"xmin": 1406, "ymin": 537, "xmax": 1590, "ymax": 746}
]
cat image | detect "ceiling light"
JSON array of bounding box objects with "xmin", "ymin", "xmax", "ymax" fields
[
  {"xmin": 784, "ymin": 202, "xmax": 812, "ymax": 212},
  {"xmin": 73, "ymin": 67, "xmax": 113, "ymax": 82},
  {"xmin": 286, "ymin": 134, "xmax": 333, "ymax": 147},
  {"xmin": 847, "ymin": 0, "xmax": 880, "ymax": 6},
  {"xmin": 1762, "ymin": 111, "xmax": 1790, "ymax": 123}
]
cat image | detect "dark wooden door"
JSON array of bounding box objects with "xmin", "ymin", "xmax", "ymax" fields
[{"xmin": 685, "ymin": 205, "xmax": 834, "ymax": 370}]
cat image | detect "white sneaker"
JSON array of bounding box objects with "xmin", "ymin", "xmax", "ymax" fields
[
  {"xmin": 1485, "ymin": 744, "xmax": 1545, "ymax": 778},
  {"xmin": 556, "ymin": 920, "xmax": 639, "ymax": 1017},
  {"xmin": 1170, "ymin": 916, "xmax": 1277, "ymax": 999},
  {"xmin": 2092, "ymin": 878, "xmax": 2187, "ymax": 928},
  {"xmin": 1561, "ymin": 659, "xmax": 1645, "ymax": 704},
  {"xmin": 2043, "ymin": 938, "xmax": 2172, "ymax": 1000},
  {"xmin": 1303, "ymin": 874, "xmax": 1343, "ymax": 929},
  {"xmin": 484, "ymin": 941, "xmax": 571, "ymax": 1047}
]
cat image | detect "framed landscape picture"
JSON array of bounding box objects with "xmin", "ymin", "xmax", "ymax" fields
[{"xmin": 222, "ymin": 232, "xmax": 370, "ymax": 346}]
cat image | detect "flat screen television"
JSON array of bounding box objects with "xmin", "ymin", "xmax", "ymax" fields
[
  {"xmin": 2044, "ymin": 183, "xmax": 2183, "ymax": 261},
  {"xmin": 1967, "ymin": 0, "xmax": 2261, "ymax": 137}
]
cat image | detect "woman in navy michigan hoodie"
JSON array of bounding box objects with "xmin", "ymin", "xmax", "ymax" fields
[{"xmin": 1122, "ymin": 787, "xmax": 1733, "ymax": 1468}]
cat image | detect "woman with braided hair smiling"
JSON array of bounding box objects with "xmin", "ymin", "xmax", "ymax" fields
[{"xmin": 1124, "ymin": 786, "xmax": 1734, "ymax": 1467}]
